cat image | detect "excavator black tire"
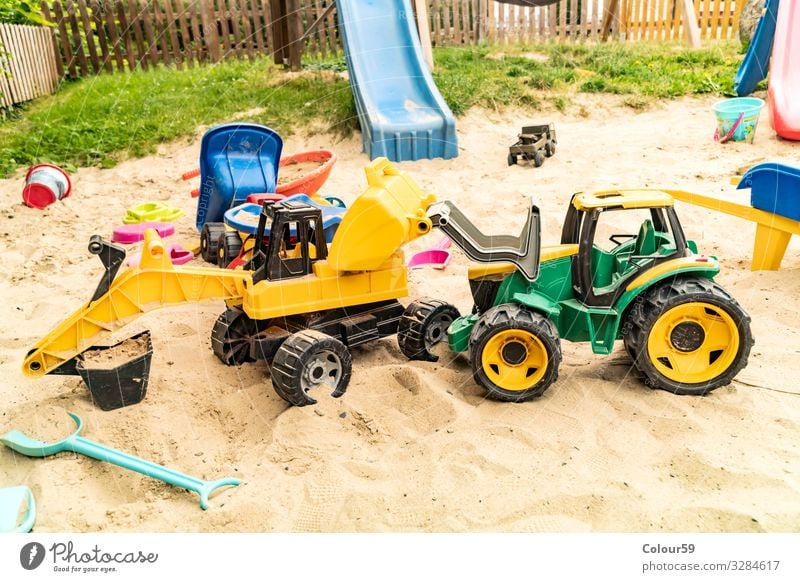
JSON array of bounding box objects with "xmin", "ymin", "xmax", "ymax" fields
[
  {"xmin": 211, "ymin": 307, "xmax": 259, "ymax": 365},
  {"xmin": 398, "ymin": 298, "xmax": 460, "ymax": 362},
  {"xmin": 270, "ymin": 330, "xmax": 352, "ymax": 406},
  {"xmin": 200, "ymin": 222, "xmax": 226, "ymax": 263},
  {"xmin": 217, "ymin": 231, "xmax": 243, "ymax": 268}
]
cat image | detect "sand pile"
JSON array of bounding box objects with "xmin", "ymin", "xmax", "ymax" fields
[{"xmin": 1, "ymin": 95, "xmax": 798, "ymax": 532}]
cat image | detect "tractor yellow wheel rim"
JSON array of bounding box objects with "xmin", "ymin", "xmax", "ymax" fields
[
  {"xmin": 481, "ymin": 329, "xmax": 548, "ymax": 391},
  {"xmin": 647, "ymin": 302, "xmax": 739, "ymax": 384}
]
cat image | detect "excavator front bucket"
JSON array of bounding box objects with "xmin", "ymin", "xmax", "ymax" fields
[
  {"xmin": 427, "ymin": 198, "xmax": 542, "ymax": 281},
  {"xmin": 326, "ymin": 158, "xmax": 436, "ymax": 272}
]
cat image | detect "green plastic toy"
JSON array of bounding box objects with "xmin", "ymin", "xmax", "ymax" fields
[
  {"xmin": 399, "ymin": 189, "xmax": 753, "ymax": 402},
  {"xmin": 123, "ymin": 202, "xmax": 185, "ymax": 224}
]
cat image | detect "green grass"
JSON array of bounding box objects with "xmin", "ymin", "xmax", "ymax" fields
[
  {"xmin": 0, "ymin": 59, "xmax": 356, "ymax": 176},
  {"xmin": 433, "ymin": 42, "xmax": 741, "ymax": 115},
  {"xmin": 0, "ymin": 41, "xmax": 743, "ymax": 177}
]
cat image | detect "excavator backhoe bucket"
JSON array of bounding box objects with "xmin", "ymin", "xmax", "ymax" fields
[
  {"xmin": 73, "ymin": 330, "xmax": 154, "ymax": 410},
  {"xmin": 23, "ymin": 231, "xmax": 251, "ymax": 409}
]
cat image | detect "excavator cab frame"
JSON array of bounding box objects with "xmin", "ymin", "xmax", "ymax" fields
[{"xmin": 250, "ymin": 199, "xmax": 329, "ymax": 283}]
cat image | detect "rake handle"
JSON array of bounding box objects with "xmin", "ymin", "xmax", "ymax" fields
[{"xmin": 67, "ymin": 436, "xmax": 240, "ymax": 510}]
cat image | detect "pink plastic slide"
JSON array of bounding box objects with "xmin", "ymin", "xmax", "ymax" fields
[{"xmin": 769, "ymin": 0, "xmax": 800, "ymax": 140}]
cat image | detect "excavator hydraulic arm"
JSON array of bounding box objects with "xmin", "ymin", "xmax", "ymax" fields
[{"xmin": 22, "ymin": 230, "xmax": 251, "ymax": 378}]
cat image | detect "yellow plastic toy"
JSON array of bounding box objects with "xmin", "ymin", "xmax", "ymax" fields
[
  {"xmin": 668, "ymin": 189, "xmax": 800, "ymax": 271},
  {"xmin": 23, "ymin": 158, "xmax": 439, "ymax": 407}
]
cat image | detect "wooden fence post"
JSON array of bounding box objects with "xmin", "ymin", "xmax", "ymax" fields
[
  {"xmin": 682, "ymin": 0, "xmax": 701, "ymax": 47},
  {"xmin": 40, "ymin": 2, "xmax": 65, "ymax": 78},
  {"xmin": 271, "ymin": 0, "xmax": 287, "ymax": 65},
  {"xmin": 201, "ymin": 0, "xmax": 221, "ymax": 62},
  {"xmin": 286, "ymin": 0, "xmax": 302, "ymax": 71},
  {"xmin": 64, "ymin": 0, "xmax": 89, "ymax": 76},
  {"xmin": 602, "ymin": 0, "xmax": 620, "ymax": 40},
  {"xmin": 415, "ymin": 0, "xmax": 434, "ymax": 71}
]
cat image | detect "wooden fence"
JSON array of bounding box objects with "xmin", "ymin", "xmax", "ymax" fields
[
  {"xmin": 40, "ymin": 0, "xmax": 743, "ymax": 80},
  {"xmin": 475, "ymin": 0, "xmax": 611, "ymax": 44},
  {"xmin": 622, "ymin": 0, "xmax": 742, "ymax": 41},
  {"xmin": 0, "ymin": 23, "xmax": 60, "ymax": 108},
  {"xmin": 40, "ymin": 0, "xmax": 285, "ymax": 78},
  {"xmin": 474, "ymin": 0, "xmax": 741, "ymax": 44}
]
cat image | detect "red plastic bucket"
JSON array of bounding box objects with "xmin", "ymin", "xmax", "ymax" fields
[
  {"xmin": 22, "ymin": 164, "xmax": 72, "ymax": 209},
  {"xmin": 276, "ymin": 150, "xmax": 336, "ymax": 196}
]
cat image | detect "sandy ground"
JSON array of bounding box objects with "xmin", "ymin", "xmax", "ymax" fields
[{"xmin": 1, "ymin": 95, "xmax": 799, "ymax": 533}]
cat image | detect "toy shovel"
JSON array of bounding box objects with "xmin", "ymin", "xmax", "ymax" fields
[
  {"xmin": 0, "ymin": 486, "xmax": 36, "ymax": 532},
  {"xmin": 1, "ymin": 413, "xmax": 239, "ymax": 510},
  {"xmin": 407, "ymin": 236, "xmax": 452, "ymax": 269}
]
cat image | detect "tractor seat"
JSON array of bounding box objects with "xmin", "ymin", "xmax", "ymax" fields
[{"xmin": 632, "ymin": 219, "xmax": 657, "ymax": 257}]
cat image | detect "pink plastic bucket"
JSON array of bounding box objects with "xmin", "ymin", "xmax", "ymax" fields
[{"xmin": 22, "ymin": 164, "xmax": 72, "ymax": 209}]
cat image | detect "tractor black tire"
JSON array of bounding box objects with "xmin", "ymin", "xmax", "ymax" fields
[
  {"xmin": 211, "ymin": 307, "xmax": 260, "ymax": 365},
  {"xmin": 217, "ymin": 231, "xmax": 243, "ymax": 268},
  {"xmin": 469, "ymin": 303, "xmax": 561, "ymax": 402},
  {"xmin": 398, "ymin": 298, "xmax": 460, "ymax": 362},
  {"xmin": 270, "ymin": 330, "xmax": 352, "ymax": 406},
  {"xmin": 507, "ymin": 153, "xmax": 516, "ymax": 166},
  {"xmin": 545, "ymin": 140, "xmax": 556, "ymax": 157},
  {"xmin": 200, "ymin": 222, "xmax": 226, "ymax": 264},
  {"xmin": 622, "ymin": 277, "xmax": 753, "ymax": 395},
  {"xmin": 532, "ymin": 150, "xmax": 544, "ymax": 167}
]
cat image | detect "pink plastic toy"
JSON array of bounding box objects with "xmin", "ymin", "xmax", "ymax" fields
[
  {"xmin": 128, "ymin": 243, "xmax": 194, "ymax": 267},
  {"xmin": 112, "ymin": 222, "xmax": 176, "ymax": 244},
  {"xmin": 407, "ymin": 236, "xmax": 452, "ymax": 269}
]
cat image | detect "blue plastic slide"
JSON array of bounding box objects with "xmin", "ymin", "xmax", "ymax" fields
[
  {"xmin": 734, "ymin": 0, "xmax": 780, "ymax": 96},
  {"xmin": 196, "ymin": 123, "xmax": 283, "ymax": 230},
  {"xmin": 336, "ymin": 0, "xmax": 458, "ymax": 162}
]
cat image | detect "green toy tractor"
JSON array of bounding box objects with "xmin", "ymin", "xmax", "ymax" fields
[{"xmin": 398, "ymin": 189, "xmax": 753, "ymax": 401}]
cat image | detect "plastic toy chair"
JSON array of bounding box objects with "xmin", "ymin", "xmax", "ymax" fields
[{"xmin": 196, "ymin": 123, "xmax": 283, "ymax": 231}]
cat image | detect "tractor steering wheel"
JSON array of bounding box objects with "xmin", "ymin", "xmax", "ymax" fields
[{"xmin": 609, "ymin": 233, "xmax": 637, "ymax": 247}]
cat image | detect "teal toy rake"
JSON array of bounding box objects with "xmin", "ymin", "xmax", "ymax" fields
[{"xmin": 1, "ymin": 413, "xmax": 239, "ymax": 510}]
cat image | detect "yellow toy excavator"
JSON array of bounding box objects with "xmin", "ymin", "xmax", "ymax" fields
[{"xmin": 22, "ymin": 158, "xmax": 451, "ymax": 408}]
